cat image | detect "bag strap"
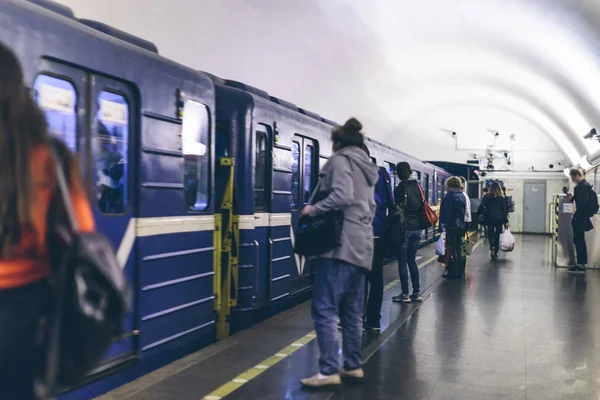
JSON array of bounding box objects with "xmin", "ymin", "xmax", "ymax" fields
[
  {"xmin": 417, "ymin": 184, "xmax": 426, "ymax": 203},
  {"xmin": 48, "ymin": 142, "xmax": 79, "ymax": 232}
]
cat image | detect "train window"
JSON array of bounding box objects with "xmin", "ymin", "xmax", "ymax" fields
[
  {"xmin": 254, "ymin": 131, "xmax": 267, "ymax": 211},
  {"xmin": 424, "ymin": 173, "xmax": 430, "ymax": 202},
  {"xmin": 291, "ymin": 141, "xmax": 300, "ymax": 209},
  {"xmin": 412, "ymin": 170, "xmax": 421, "ymax": 183},
  {"xmin": 182, "ymin": 100, "xmax": 210, "ymax": 211},
  {"xmin": 371, "ymin": 157, "xmax": 377, "ymax": 164},
  {"xmin": 33, "ymin": 75, "xmax": 77, "ymax": 152},
  {"xmin": 95, "ymin": 91, "xmax": 129, "ymax": 214},
  {"xmin": 303, "ymin": 144, "xmax": 314, "ymax": 204}
]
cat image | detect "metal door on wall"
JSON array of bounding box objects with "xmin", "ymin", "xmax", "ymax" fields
[{"xmin": 524, "ymin": 183, "xmax": 546, "ymax": 233}]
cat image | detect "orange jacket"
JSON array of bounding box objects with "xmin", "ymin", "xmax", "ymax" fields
[{"xmin": 0, "ymin": 144, "xmax": 95, "ymax": 289}]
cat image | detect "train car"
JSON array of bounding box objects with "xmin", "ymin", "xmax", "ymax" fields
[
  {"xmin": 2, "ymin": 1, "xmax": 218, "ymax": 398},
  {"xmin": 1, "ymin": 0, "xmax": 452, "ymax": 397},
  {"xmin": 427, "ymin": 160, "xmax": 482, "ymax": 198},
  {"xmin": 207, "ymin": 75, "xmax": 452, "ymax": 336}
]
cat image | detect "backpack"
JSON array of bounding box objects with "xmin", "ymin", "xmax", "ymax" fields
[
  {"xmin": 35, "ymin": 140, "xmax": 131, "ymax": 398},
  {"xmin": 589, "ymin": 188, "xmax": 599, "ymax": 217}
]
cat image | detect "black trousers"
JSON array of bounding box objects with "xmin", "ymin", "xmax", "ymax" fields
[
  {"xmin": 446, "ymin": 228, "xmax": 466, "ymax": 278},
  {"xmin": 364, "ymin": 238, "xmax": 383, "ymax": 325},
  {"xmin": 0, "ymin": 279, "xmax": 49, "ymax": 399},
  {"xmin": 573, "ymin": 226, "xmax": 588, "ymax": 266},
  {"xmin": 487, "ymin": 221, "xmax": 504, "ymax": 251}
]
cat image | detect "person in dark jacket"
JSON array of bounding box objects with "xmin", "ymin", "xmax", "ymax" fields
[
  {"xmin": 300, "ymin": 118, "xmax": 378, "ymax": 388},
  {"xmin": 362, "ymin": 145, "xmax": 394, "ymax": 330},
  {"xmin": 567, "ymin": 168, "xmax": 594, "ymax": 274},
  {"xmin": 392, "ymin": 162, "xmax": 424, "ymax": 303},
  {"xmin": 478, "ymin": 182, "xmax": 509, "ymax": 259},
  {"xmin": 439, "ymin": 177, "xmax": 467, "ymax": 279}
]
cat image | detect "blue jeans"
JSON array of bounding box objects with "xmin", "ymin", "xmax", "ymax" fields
[
  {"xmin": 312, "ymin": 258, "xmax": 366, "ymax": 375},
  {"xmin": 398, "ymin": 230, "xmax": 421, "ymax": 294}
]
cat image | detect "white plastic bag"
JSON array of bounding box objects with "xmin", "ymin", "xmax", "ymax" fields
[
  {"xmin": 499, "ymin": 229, "xmax": 515, "ymax": 252},
  {"xmin": 435, "ymin": 232, "xmax": 446, "ymax": 256}
]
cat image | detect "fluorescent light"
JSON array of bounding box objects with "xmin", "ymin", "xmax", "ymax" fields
[{"xmin": 580, "ymin": 155, "xmax": 592, "ymax": 170}]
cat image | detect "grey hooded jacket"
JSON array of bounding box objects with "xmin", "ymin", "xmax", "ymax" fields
[{"xmin": 308, "ymin": 146, "xmax": 379, "ymax": 270}]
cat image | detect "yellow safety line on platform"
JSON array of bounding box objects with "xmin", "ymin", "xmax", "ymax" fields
[{"xmin": 202, "ymin": 231, "xmax": 479, "ymax": 400}]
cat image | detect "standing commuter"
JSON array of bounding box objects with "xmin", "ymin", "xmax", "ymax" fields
[
  {"xmin": 392, "ymin": 162, "xmax": 424, "ymax": 303},
  {"xmin": 439, "ymin": 177, "xmax": 467, "ymax": 279},
  {"xmin": 567, "ymin": 169, "xmax": 596, "ymax": 274},
  {"xmin": 362, "ymin": 146, "xmax": 395, "ymax": 331},
  {"xmin": 300, "ymin": 118, "xmax": 378, "ymax": 388},
  {"xmin": 477, "ymin": 183, "xmax": 509, "ymax": 259},
  {"xmin": 481, "ymin": 187, "xmax": 489, "ymax": 236},
  {"xmin": 0, "ymin": 43, "xmax": 96, "ymax": 399}
]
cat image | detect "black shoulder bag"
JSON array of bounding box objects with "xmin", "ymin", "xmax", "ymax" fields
[
  {"xmin": 35, "ymin": 143, "xmax": 131, "ymax": 399},
  {"xmin": 293, "ymin": 155, "xmax": 352, "ymax": 257}
]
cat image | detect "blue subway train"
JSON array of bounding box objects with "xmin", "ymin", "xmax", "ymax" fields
[{"xmin": 1, "ymin": 1, "xmax": 451, "ymax": 398}]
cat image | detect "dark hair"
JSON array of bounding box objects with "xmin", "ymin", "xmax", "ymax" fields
[
  {"xmin": 359, "ymin": 143, "xmax": 370, "ymax": 157},
  {"xmin": 570, "ymin": 168, "xmax": 583, "ymax": 178},
  {"xmin": 483, "ymin": 187, "xmax": 489, "ymax": 193},
  {"xmin": 502, "ymin": 186, "xmax": 507, "ymax": 193},
  {"xmin": 395, "ymin": 162, "xmax": 412, "ymax": 182},
  {"xmin": 0, "ymin": 42, "xmax": 48, "ymax": 256},
  {"xmin": 331, "ymin": 118, "xmax": 364, "ymax": 148},
  {"xmin": 489, "ymin": 182, "xmax": 503, "ymax": 198}
]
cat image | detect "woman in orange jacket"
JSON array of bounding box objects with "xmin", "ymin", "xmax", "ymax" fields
[{"xmin": 0, "ymin": 42, "xmax": 95, "ymax": 399}]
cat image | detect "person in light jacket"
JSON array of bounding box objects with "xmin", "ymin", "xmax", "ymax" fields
[{"xmin": 300, "ymin": 118, "xmax": 378, "ymax": 388}]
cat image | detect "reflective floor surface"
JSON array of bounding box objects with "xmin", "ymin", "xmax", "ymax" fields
[{"xmin": 100, "ymin": 234, "xmax": 600, "ymax": 400}]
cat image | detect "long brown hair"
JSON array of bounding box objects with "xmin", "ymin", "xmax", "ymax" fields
[
  {"xmin": 489, "ymin": 182, "xmax": 503, "ymax": 198},
  {"xmin": 0, "ymin": 42, "xmax": 48, "ymax": 256}
]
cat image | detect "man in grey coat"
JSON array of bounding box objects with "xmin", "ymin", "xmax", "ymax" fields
[{"xmin": 300, "ymin": 118, "xmax": 378, "ymax": 388}]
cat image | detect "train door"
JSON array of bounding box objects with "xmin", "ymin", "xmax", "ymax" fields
[
  {"xmin": 89, "ymin": 76, "xmax": 138, "ymax": 364},
  {"xmin": 33, "ymin": 62, "xmax": 138, "ymax": 369},
  {"xmin": 291, "ymin": 135, "xmax": 318, "ymax": 283},
  {"xmin": 253, "ymin": 125, "xmax": 272, "ymax": 305}
]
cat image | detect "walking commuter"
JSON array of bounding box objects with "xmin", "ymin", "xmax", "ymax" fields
[
  {"xmin": 0, "ymin": 43, "xmax": 96, "ymax": 399},
  {"xmin": 477, "ymin": 183, "xmax": 509, "ymax": 259},
  {"xmin": 567, "ymin": 169, "xmax": 596, "ymax": 274},
  {"xmin": 392, "ymin": 162, "xmax": 424, "ymax": 303},
  {"xmin": 362, "ymin": 145, "xmax": 395, "ymax": 331},
  {"xmin": 439, "ymin": 177, "xmax": 468, "ymax": 279},
  {"xmin": 300, "ymin": 118, "xmax": 378, "ymax": 388}
]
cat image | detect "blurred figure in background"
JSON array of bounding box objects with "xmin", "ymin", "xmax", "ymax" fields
[{"xmin": 0, "ymin": 42, "xmax": 95, "ymax": 399}]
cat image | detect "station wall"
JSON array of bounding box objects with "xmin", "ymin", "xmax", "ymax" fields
[{"xmin": 486, "ymin": 173, "xmax": 567, "ymax": 234}]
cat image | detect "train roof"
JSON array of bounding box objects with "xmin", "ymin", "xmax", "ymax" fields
[
  {"xmin": 204, "ymin": 71, "xmax": 337, "ymax": 126},
  {"xmin": 26, "ymin": 0, "xmax": 159, "ymax": 54}
]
